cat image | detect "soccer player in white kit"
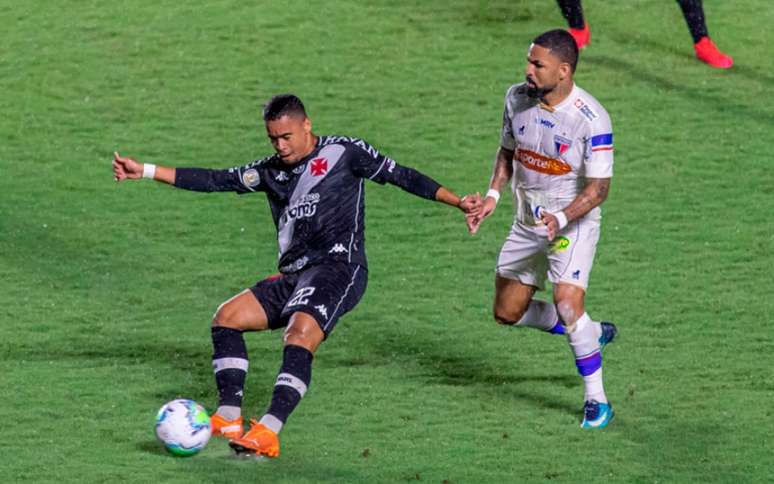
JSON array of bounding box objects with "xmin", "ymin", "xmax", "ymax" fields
[{"xmin": 469, "ymin": 29, "xmax": 617, "ymax": 429}]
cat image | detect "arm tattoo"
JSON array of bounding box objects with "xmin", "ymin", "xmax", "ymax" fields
[
  {"xmin": 563, "ymin": 178, "xmax": 610, "ymax": 221},
  {"xmin": 491, "ymin": 148, "xmax": 514, "ymax": 191}
]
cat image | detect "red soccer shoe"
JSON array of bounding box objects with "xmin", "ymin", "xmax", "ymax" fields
[
  {"xmin": 694, "ymin": 36, "xmax": 733, "ymax": 69},
  {"xmin": 568, "ymin": 24, "xmax": 590, "ymax": 50}
]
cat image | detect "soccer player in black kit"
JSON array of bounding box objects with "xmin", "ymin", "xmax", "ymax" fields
[
  {"xmin": 557, "ymin": 0, "xmax": 733, "ymax": 68},
  {"xmin": 112, "ymin": 94, "xmax": 481, "ymax": 458}
]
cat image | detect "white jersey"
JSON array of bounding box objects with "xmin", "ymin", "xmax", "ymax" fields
[{"xmin": 500, "ymin": 82, "xmax": 613, "ymax": 224}]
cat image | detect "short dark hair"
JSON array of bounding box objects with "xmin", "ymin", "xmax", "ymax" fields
[
  {"xmin": 533, "ymin": 29, "xmax": 579, "ymax": 72},
  {"xmin": 262, "ymin": 94, "xmax": 307, "ymax": 121}
]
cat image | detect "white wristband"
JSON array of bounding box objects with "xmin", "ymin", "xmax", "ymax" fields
[
  {"xmin": 142, "ymin": 163, "xmax": 157, "ymax": 179},
  {"xmin": 552, "ymin": 210, "xmax": 568, "ymax": 230},
  {"xmin": 486, "ymin": 189, "xmax": 501, "ymax": 204}
]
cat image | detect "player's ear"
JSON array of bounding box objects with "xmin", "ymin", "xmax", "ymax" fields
[
  {"xmin": 303, "ymin": 117, "xmax": 312, "ymax": 134},
  {"xmin": 558, "ymin": 62, "xmax": 572, "ymax": 81}
]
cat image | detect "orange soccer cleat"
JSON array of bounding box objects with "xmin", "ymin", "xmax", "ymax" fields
[
  {"xmin": 568, "ymin": 24, "xmax": 590, "ymax": 50},
  {"xmin": 693, "ymin": 36, "xmax": 733, "ymax": 69},
  {"xmin": 210, "ymin": 414, "xmax": 244, "ymax": 440},
  {"xmin": 228, "ymin": 420, "xmax": 280, "ymax": 458}
]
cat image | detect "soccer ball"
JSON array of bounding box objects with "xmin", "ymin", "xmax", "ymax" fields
[{"xmin": 154, "ymin": 399, "xmax": 211, "ymax": 456}]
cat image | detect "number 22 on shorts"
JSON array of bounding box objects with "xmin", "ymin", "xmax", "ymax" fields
[{"xmin": 288, "ymin": 287, "xmax": 315, "ymax": 307}]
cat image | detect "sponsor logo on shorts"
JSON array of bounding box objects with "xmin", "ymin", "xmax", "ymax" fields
[
  {"xmin": 516, "ymin": 149, "xmax": 571, "ymax": 175},
  {"xmin": 242, "ymin": 168, "xmax": 261, "ymax": 187},
  {"xmin": 518, "ymin": 125, "xmax": 525, "ymax": 135},
  {"xmin": 572, "ymin": 270, "xmax": 581, "ymax": 280},
  {"xmin": 549, "ymin": 235, "xmax": 571, "ymax": 253}
]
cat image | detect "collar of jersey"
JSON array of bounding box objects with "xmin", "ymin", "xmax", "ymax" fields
[{"xmin": 539, "ymin": 83, "xmax": 578, "ymax": 112}]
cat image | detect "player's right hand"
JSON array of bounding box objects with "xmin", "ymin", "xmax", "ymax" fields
[
  {"xmin": 112, "ymin": 152, "xmax": 143, "ymax": 181},
  {"xmin": 467, "ymin": 196, "xmax": 497, "ymax": 234}
]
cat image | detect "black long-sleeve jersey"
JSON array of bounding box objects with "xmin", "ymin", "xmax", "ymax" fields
[{"xmin": 173, "ymin": 135, "xmax": 442, "ymax": 274}]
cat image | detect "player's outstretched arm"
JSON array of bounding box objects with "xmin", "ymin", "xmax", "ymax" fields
[
  {"xmin": 435, "ymin": 187, "xmax": 481, "ymax": 214},
  {"xmin": 113, "ymin": 152, "xmax": 176, "ymax": 185},
  {"xmin": 468, "ymin": 147, "xmax": 514, "ymax": 234}
]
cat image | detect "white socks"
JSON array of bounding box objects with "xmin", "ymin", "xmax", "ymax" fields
[{"xmin": 567, "ymin": 313, "xmax": 607, "ymax": 403}]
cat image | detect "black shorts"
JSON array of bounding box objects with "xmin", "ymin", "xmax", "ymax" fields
[{"xmin": 249, "ymin": 263, "xmax": 368, "ymax": 337}]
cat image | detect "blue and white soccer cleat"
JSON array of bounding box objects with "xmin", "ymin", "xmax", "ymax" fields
[
  {"xmin": 599, "ymin": 321, "xmax": 617, "ymax": 350},
  {"xmin": 580, "ymin": 400, "xmax": 614, "ymax": 429}
]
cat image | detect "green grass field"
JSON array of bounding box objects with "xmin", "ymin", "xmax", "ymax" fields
[{"xmin": 2, "ymin": 1, "xmax": 773, "ymax": 482}]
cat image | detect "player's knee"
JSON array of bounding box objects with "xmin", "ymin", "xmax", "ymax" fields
[
  {"xmin": 284, "ymin": 314, "xmax": 323, "ymax": 352},
  {"xmin": 493, "ymin": 305, "xmax": 526, "ymax": 326},
  {"xmin": 212, "ymin": 302, "xmax": 245, "ymax": 330},
  {"xmin": 555, "ymin": 299, "xmax": 582, "ymax": 330}
]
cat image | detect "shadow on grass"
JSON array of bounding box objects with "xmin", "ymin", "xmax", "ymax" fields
[
  {"xmin": 585, "ymin": 34, "xmax": 774, "ymax": 124},
  {"xmin": 350, "ymin": 327, "xmax": 581, "ymax": 416},
  {"xmin": 137, "ymin": 439, "xmax": 169, "ymax": 456}
]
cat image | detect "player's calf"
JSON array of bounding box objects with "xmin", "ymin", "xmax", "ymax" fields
[{"xmin": 211, "ymin": 326, "xmax": 249, "ymax": 424}]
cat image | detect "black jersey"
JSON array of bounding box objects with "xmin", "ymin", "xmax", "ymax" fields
[{"xmin": 174, "ymin": 135, "xmax": 441, "ymax": 274}]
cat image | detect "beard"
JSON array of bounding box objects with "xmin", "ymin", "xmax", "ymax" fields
[{"xmin": 525, "ymin": 77, "xmax": 555, "ymax": 99}]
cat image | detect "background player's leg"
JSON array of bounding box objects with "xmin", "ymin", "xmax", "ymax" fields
[
  {"xmin": 554, "ymin": 283, "xmax": 613, "ymax": 428},
  {"xmin": 494, "ymin": 275, "xmax": 564, "ymax": 334},
  {"xmin": 676, "ymin": 0, "xmax": 708, "ymax": 43},
  {"xmin": 557, "ymin": 0, "xmax": 585, "ymax": 29},
  {"xmin": 676, "ymin": 0, "xmax": 733, "ymax": 68},
  {"xmin": 211, "ymin": 289, "xmax": 270, "ymax": 425},
  {"xmin": 557, "ymin": 0, "xmax": 590, "ymax": 49}
]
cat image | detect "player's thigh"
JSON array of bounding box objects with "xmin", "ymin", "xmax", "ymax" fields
[
  {"xmin": 496, "ymin": 222, "xmax": 549, "ymax": 290},
  {"xmin": 282, "ymin": 263, "xmax": 367, "ymax": 339},
  {"xmin": 547, "ymin": 218, "xmax": 600, "ymax": 290},
  {"xmin": 494, "ymin": 274, "xmax": 537, "ymax": 323},
  {"xmin": 212, "ymin": 289, "xmax": 270, "ymax": 331}
]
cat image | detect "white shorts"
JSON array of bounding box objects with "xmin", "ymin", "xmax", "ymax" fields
[{"xmin": 496, "ymin": 218, "xmax": 600, "ymax": 290}]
